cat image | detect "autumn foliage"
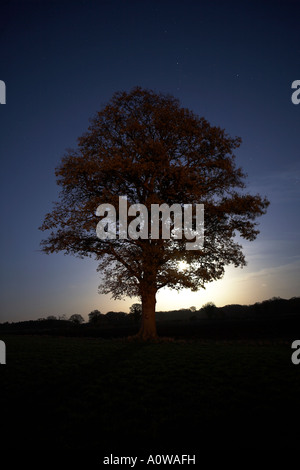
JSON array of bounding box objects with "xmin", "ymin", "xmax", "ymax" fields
[{"xmin": 40, "ymin": 87, "xmax": 269, "ymax": 340}]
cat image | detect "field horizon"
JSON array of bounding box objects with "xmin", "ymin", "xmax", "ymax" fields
[{"xmin": 2, "ymin": 314, "xmax": 300, "ymax": 451}]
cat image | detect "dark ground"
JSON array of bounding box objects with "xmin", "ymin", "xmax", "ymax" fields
[{"xmin": 1, "ymin": 314, "xmax": 300, "ymax": 453}]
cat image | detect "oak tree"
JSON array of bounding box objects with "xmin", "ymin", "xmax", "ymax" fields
[
  {"xmin": 69, "ymin": 314, "xmax": 84, "ymax": 324},
  {"xmin": 40, "ymin": 87, "xmax": 269, "ymax": 340}
]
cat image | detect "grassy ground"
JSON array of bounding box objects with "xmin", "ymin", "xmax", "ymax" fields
[{"xmin": 1, "ymin": 335, "xmax": 299, "ymax": 450}]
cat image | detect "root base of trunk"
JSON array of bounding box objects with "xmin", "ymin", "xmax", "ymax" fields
[{"xmin": 128, "ymin": 331, "xmax": 159, "ymax": 342}]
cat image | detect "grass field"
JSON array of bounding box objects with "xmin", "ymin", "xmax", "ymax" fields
[{"xmin": 1, "ymin": 335, "xmax": 300, "ymax": 450}]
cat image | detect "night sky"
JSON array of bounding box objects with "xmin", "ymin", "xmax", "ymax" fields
[{"xmin": 0, "ymin": 0, "xmax": 299, "ymax": 322}]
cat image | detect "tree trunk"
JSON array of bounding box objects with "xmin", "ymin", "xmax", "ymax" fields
[{"xmin": 138, "ymin": 286, "xmax": 158, "ymax": 341}]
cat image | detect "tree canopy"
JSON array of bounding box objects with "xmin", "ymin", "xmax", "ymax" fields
[{"xmin": 40, "ymin": 87, "xmax": 269, "ymax": 340}]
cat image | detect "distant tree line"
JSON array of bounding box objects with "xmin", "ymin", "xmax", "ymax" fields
[
  {"xmin": 0, "ymin": 297, "xmax": 299, "ymax": 334},
  {"xmin": 156, "ymin": 297, "xmax": 300, "ymax": 322}
]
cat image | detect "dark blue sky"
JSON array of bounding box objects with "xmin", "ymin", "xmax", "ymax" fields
[{"xmin": 0, "ymin": 0, "xmax": 299, "ymax": 322}]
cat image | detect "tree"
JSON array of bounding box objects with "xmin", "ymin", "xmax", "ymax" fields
[
  {"xmin": 69, "ymin": 314, "xmax": 84, "ymax": 324},
  {"xmin": 129, "ymin": 303, "xmax": 142, "ymax": 324},
  {"xmin": 46, "ymin": 315, "xmax": 57, "ymax": 321},
  {"xmin": 40, "ymin": 87, "xmax": 269, "ymax": 341},
  {"xmin": 201, "ymin": 302, "xmax": 218, "ymax": 319},
  {"xmin": 88, "ymin": 309, "xmax": 103, "ymax": 324},
  {"xmin": 105, "ymin": 311, "xmax": 127, "ymax": 324}
]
